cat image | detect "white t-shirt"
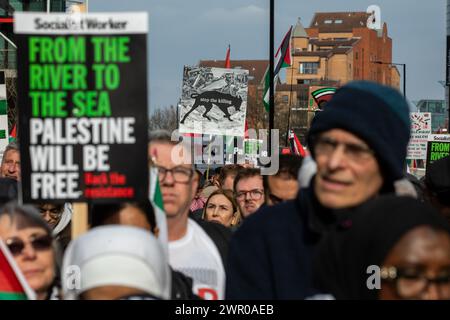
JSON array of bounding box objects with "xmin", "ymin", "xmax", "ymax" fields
[{"xmin": 169, "ymin": 219, "xmax": 225, "ymax": 300}]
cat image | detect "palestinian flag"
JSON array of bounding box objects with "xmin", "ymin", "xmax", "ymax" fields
[
  {"xmin": 149, "ymin": 160, "xmax": 169, "ymax": 259},
  {"xmin": 225, "ymin": 45, "xmax": 231, "ymax": 69},
  {"xmin": 288, "ymin": 130, "xmax": 306, "ymax": 157},
  {"xmin": 9, "ymin": 124, "xmax": 16, "ymax": 143},
  {"xmin": 311, "ymin": 87, "xmax": 336, "ymax": 110},
  {"xmin": 0, "ymin": 239, "xmax": 36, "ymax": 300},
  {"xmin": 263, "ymin": 26, "xmax": 293, "ymax": 112}
]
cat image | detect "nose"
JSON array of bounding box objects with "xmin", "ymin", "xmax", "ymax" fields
[
  {"xmin": 161, "ymin": 170, "xmax": 175, "ymax": 186},
  {"xmin": 244, "ymin": 192, "xmax": 253, "ymax": 201},
  {"xmin": 326, "ymin": 145, "xmax": 347, "ymax": 170},
  {"xmin": 41, "ymin": 211, "xmax": 51, "ymax": 223},
  {"xmin": 212, "ymin": 207, "xmax": 219, "ymax": 217},
  {"xmin": 422, "ymin": 282, "xmax": 441, "ymax": 300},
  {"xmin": 21, "ymin": 243, "xmax": 38, "ymax": 260}
]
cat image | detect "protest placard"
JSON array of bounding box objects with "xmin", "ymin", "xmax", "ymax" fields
[
  {"xmin": 410, "ymin": 112, "xmax": 432, "ymax": 134},
  {"xmin": 425, "ymin": 134, "xmax": 450, "ymax": 168},
  {"xmin": 15, "ymin": 12, "xmax": 149, "ymax": 202},
  {"xmin": 406, "ymin": 133, "xmax": 429, "ymax": 160},
  {"xmin": 178, "ymin": 66, "xmax": 248, "ymax": 136}
]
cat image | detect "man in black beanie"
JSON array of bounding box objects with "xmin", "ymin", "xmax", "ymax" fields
[{"xmin": 226, "ymin": 81, "xmax": 411, "ymax": 299}]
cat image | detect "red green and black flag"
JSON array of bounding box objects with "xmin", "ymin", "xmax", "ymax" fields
[
  {"xmin": 263, "ymin": 26, "xmax": 293, "ymax": 112},
  {"xmin": 225, "ymin": 44, "xmax": 231, "ymax": 69},
  {"xmin": 0, "ymin": 239, "xmax": 36, "ymax": 300},
  {"xmin": 288, "ymin": 130, "xmax": 306, "ymax": 157},
  {"xmin": 9, "ymin": 124, "xmax": 17, "ymax": 143}
]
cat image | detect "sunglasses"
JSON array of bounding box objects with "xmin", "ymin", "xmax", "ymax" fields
[{"xmin": 5, "ymin": 235, "xmax": 53, "ymax": 256}]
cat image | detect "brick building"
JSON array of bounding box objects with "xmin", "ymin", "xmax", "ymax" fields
[
  {"xmin": 280, "ymin": 12, "xmax": 400, "ymax": 143},
  {"xmin": 288, "ymin": 12, "xmax": 400, "ymax": 89},
  {"xmin": 199, "ymin": 11, "xmax": 400, "ymax": 145}
]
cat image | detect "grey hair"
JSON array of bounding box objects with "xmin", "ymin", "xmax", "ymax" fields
[
  {"xmin": 1, "ymin": 142, "xmax": 19, "ymax": 164},
  {"xmin": 148, "ymin": 129, "xmax": 173, "ymax": 144},
  {"xmin": 0, "ymin": 201, "xmax": 52, "ymax": 235}
]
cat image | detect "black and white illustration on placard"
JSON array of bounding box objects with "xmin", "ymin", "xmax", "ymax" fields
[{"xmin": 178, "ymin": 66, "xmax": 248, "ymax": 136}]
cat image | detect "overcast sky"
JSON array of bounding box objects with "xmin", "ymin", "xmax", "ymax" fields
[{"xmin": 89, "ymin": 0, "xmax": 447, "ymax": 112}]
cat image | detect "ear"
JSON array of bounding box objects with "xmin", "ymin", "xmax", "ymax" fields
[
  {"xmin": 231, "ymin": 211, "xmax": 240, "ymax": 226},
  {"xmin": 190, "ymin": 171, "xmax": 199, "ymax": 198},
  {"xmin": 153, "ymin": 226, "xmax": 160, "ymax": 238}
]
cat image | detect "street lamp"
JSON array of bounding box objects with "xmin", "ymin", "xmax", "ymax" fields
[{"xmin": 373, "ymin": 60, "xmax": 406, "ymax": 98}]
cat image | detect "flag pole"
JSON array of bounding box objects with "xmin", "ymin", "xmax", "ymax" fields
[
  {"xmin": 285, "ymin": 62, "xmax": 295, "ymax": 146},
  {"xmin": 269, "ymin": 0, "xmax": 275, "ymax": 157},
  {"xmin": 205, "ymin": 135, "xmax": 213, "ymax": 182}
]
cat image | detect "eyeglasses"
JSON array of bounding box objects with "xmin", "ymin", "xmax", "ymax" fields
[
  {"xmin": 313, "ymin": 136, "xmax": 375, "ymax": 163},
  {"xmin": 39, "ymin": 207, "xmax": 63, "ymax": 220},
  {"xmin": 4, "ymin": 159, "xmax": 20, "ymax": 168},
  {"xmin": 5, "ymin": 235, "xmax": 53, "ymax": 256},
  {"xmin": 381, "ymin": 266, "xmax": 450, "ymax": 299},
  {"xmin": 235, "ymin": 189, "xmax": 264, "ymax": 201},
  {"xmin": 154, "ymin": 165, "xmax": 194, "ymax": 184}
]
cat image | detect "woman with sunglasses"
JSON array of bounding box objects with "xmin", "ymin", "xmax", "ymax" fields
[{"xmin": 0, "ymin": 203, "xmax": 58, "ymax": 300}]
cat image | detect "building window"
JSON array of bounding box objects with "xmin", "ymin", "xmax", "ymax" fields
[
  {"xmin": 355, "ymin": 52, "xmax": 359, "ymax": 60},
  {"xmin": 324, "ymin": 20, "xmax": 333, "ymax": 24},
  {"xmin": 299, "ymin": 62, "xmax": 319, "ymax": 74},
  {"xmin": 334, "ymin": 20, "xmax": 343, "ymax": 24},
  {"xmin": 297, "ymin": 79, "xmax": 313, "ymax": 84},
  {"xmin": 282, "ymin": 95, "xmax": 289, "ymax": 103}
]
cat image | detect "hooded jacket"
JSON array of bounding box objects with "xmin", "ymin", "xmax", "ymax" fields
[{"xmin": 52, "ymin": 203, "xmax": 72, "ymax": 251}]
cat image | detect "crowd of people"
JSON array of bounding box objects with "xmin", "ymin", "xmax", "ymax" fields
[{"xmin": 0, "ymin": 80, "xmax": 450, "ymax": 300}]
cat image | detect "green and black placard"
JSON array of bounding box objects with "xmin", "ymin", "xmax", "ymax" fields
[
  {"xmin": 15, "ymin": 12, "xmax": 149, "ymax": 202},
  {"xmin": 426, "ymin": 140, "xmax": 450, "ymax": 168}
]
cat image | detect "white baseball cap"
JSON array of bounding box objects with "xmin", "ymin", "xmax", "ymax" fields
[{"xmin": 62, "ymin": 225, "xmax": 171, "ymax": 300}]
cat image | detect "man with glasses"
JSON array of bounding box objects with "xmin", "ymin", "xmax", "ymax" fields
[
  {"xmin": 149, "ymin": 132, "xmax": 231, "ymax": 300},
  {"xmin": 0, "ymin": 142, "xmax": 21, "ymax": 181},
  {"xmin": 226, "ymin": 81, "xmax": 411, "ymax": 299},
  {"xmin": 233, "ymin": 168, "xmax": 265, "ymax": 218}
]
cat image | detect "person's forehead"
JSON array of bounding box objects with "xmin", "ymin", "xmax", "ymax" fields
[
  {"xmin": 0, "ymin": 215, "xmax": 12, "ymax": 236},
  {"xmin": 236, "ymin": 175, "xmax": 263, "ymax": 189},
  {"xmin": 209, "ymin": 194, "xmax": 231, "ymax": 205},
  {"xmin": 154, "ymin": 143, "xmax": 192, "ymax": 167},
  {"xmin": 118, "ymin": 206, "xmax": 147, "ymax": 218},
  {"xmin": 40, "ymin": 203, "xmax": 62, "ymax": 209},
  {"xmin": 320, "ymin": 128, "xmax": 369, "ymax": 146},
  {"xmin": 1, "ymin": 223, "xmax": 47, "ymax": 239},
  {"xmin": 268, "ymin": 177, "xmax": 298, "ymax": 198},
  {"xmin": 388, "ymin": 226, "xmax": 450, "ymax": 263},
  {"xmin": 268, "ymin": 175, "xmax": 297, "ymax": 187},
  {"xmin": 4, "ymin": 150, "xmax": 20, "ymax": 160},
  {"xmin": 224, "ymin": 175, "xmax": 235, "ymax": 182}
]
